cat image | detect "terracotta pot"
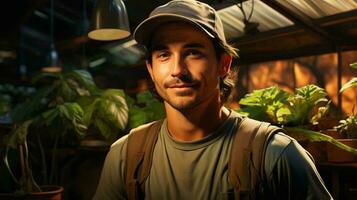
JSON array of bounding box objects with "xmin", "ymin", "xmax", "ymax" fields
[
  {"xmin": 320, "ymin": 129, "xmax": 343, "ymax": 139},
  {"xmin": 299, "ymin": 141, "xmax": 327, "ymax": 163},
  {"xmin": 0, "ymin": 185, "xmax": 63, "ymax": 200},
  {"xmin": 326, "ymin": 139, "xmax": 357, "ymax": 163}
]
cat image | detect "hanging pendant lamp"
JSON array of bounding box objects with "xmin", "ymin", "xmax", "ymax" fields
[
  {"xmin": 88, "ymin": 0, "xmax": 130, "ymax": 41},
  {"xmin": 42, "ymin": 0, "xmax": 62, "ymax": 73}
]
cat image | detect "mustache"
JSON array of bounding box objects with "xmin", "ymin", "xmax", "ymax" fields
[{"xmin": 164, "ymin": 75, "xmax": 198, "ymax": 87}]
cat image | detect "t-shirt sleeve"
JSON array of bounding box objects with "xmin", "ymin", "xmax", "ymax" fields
[
  {"xmin": 264, "ymin": 132, "xmax": 333, "ymax": 200},
  {"xmin": 93, "ymin": 135, "xmax": 128, "ymax": 200}
]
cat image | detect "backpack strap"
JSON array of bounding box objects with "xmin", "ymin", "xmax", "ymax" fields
[
  {"xmin": 125, "ymin": 120, "xmax": 163, "ymax": 200},
  {"xmin": 229, "ymin": 112, "xmax": 282, "ymax": 200}
]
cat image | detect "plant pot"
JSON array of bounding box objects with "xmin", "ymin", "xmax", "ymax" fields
[
  {"xmin": 326, "ymin": 139, "xmax": 357, "ymax": 163},
  {"xmin": 0, "ymin": 185, "xmax": 63, "ymax": 200},
  {"xmin": 299, "ymin": 140, "xmax": 327, "ymax": 163},
  {"xmin": 320, "ymin": 129, "xmax": 343, "ymax": 139}
]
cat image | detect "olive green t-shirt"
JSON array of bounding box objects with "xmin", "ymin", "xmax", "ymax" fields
[{"xmin": 93, "ymin": 112, "xmax": 332, "ymax": 200}]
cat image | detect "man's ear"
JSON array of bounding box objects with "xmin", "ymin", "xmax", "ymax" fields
[
  {"xmin": 146, "ymin": 61, "xmax": 154, "ymax": 80},
  {"xmin": 219, "ymin": 54, "xmax": 232, "ymax": 78}
]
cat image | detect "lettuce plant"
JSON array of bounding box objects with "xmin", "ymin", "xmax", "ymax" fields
[{"xmin": 237, "ymin": 84, "xmax": 357, "ymax": 155}]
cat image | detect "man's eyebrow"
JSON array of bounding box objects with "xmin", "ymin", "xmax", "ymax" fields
[
  {"xmin": 184, "ymin": 43, "xmax": 205, "ymax": 49},
  {"xmin": 150, "ymin": 44, "xmax": 167, "ymax": 52}
]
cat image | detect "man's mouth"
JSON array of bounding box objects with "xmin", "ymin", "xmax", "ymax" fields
[{"xmin": 169, "ymin": 83, "xmax": 196, "ymax": 88}]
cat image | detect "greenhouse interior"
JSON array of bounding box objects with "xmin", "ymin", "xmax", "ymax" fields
[{"xmin": 0, "ymin": 0, "xmax": 356, "ymax": 199}]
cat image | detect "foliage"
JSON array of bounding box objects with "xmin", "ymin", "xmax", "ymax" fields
[
  {"xmin": 11, "ymin": 70, "xmax": 96, "ymax": 123},
  {"xmin": 239, "ymin": 86, "xmax": 291, "ymax": 124},
  {"xmin": 340, "ymin": 77, "xmax": 357, "ymax": 93},
  {"xmin": 2, "ymin": 69, "xmax": 130, "ymax": 194},
  {"xmin": 0, "ymin": 84, "xmax": 35, "ymax": 115},
  {"xmin": 237, "ymin": 84, "xmax": 357, "ymax": 155},
  {"xmin": 286, "ymin": 127, "xmax": 357, "ymax": 154},
  {"xmin": 80, "ymin": 89, "xmax": 129, "ymax": 142},
  {"xmin": 126, "ymin": 91, "xmax": 165, "ymax": 129},
  {"xmin": 334, "ymin": 62, "xmax": 357, "ymax": 139},
  {"xmin": 286, "ymin": 85, "xmax": 329, "ymax": 126},
  {"xmin": 238, "ymin": 85, "xmax": 328, "ymax": 126},
  {"xmin": 335, "ymin": 115, "xmax": 357, "ymax": 139}
]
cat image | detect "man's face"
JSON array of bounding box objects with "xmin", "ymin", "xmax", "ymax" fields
[{"xmin": 146, "ymin": 22, "xmax": 231, "ymax": 111}]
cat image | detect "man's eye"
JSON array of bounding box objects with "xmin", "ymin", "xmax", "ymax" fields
[
  {"xmin": 156, "ymin": 52, "xmax": 170, "ymax": 60},
  {"xmin": 186, "ymin": 50, "xmax": 203, "ymax": 58}
]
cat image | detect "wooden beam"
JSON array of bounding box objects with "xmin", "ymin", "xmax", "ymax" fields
[
  {"xmin": 238, "ymin": 44, "xmax": 357, "ymax": 65},
  {"xmin": 316, "ymin": 9, "xmax": 357, "ymax": 26},
  {"xmin": 261, "ymin": 0, "xmax": 339, "ymax": 44}
]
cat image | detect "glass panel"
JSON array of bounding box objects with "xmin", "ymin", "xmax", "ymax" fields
[
  {"xmin": 218, "ymin": 0, "xmax": 294, "ymax": 39},
  {"xmin": 231, "ymin": 50, "xmax": 357, "ymax": 115},
  {"xmin": 279, "ymin": 0, "xmax": 357, "ymax": 18}
]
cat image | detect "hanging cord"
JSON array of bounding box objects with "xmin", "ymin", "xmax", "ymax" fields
[
  {"xmin": 50, "ymin": 0, "xmax": 54, "ymax": 47},
  {"xmin": 236, "ymin": 0, "xmax": 255, "ymax": 23}
]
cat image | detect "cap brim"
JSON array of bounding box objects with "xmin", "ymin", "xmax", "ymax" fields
[{"xmin": 134, "ymin": 13, "xmax": 215, "ymax": 47}]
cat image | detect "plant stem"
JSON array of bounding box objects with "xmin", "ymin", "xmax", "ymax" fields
[
  {"xmin": 19, "ymin": 144, "xmax": 28, "ymax": 187},
  {"xmin": 36, "ymin": 132, "xmax": 48, "ymax": 184},
  {"xmin": 49, "ymin": 132, "xmax": 59, "ymax": 184}
]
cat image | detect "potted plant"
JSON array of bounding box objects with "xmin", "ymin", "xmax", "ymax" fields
[
  {"xmin": 1, "ymin": 69, "xmax": 130, "ymax": 199},
  {"xmin": 237, "ymin": 84, "xmax": 357, "ymax": 162},
  {"xmin": 326, "ymin": 62, "xmax": 357, "ymax": 162},
  {"xmin": 79, "ymin": 88, "xmax": 129, "ymax": 147}
]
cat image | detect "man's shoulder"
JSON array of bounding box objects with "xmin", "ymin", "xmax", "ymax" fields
[
  {"xmin": 264, "ymin": 132, "xmax": 309, "ymax": 175},
  {"xmin": 111, "ymin": 120, "xmax": 165, "ymax": 150}
]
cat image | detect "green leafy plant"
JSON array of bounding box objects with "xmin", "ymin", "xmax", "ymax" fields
[
  {"xmin": 237, "ymin": 84, "xmax": 357, "ymax": 155},
  {"xmin": 2, "ymin": 69, "xmax": 129, "ymax": 195},
  {"xmin": 286, "ymin": 84, "xmax": 329, "ymax": 126},
  {"xmin": 334, "ymin": 62, "xmax": 357, "ymax": 139},
  {"xmin": 335, "ymin": 115, "xmax": 357, "ymax": 139},
  {"xmin": 126, "ymin": 91, "xmax": 165, "ymax": 129},
  {"xmin": 239, "ymin": 86, "xmax": 291, "ymax": 124},
  {"xmin": 80, "ymin": 89, "xmax": 129, "ymax": 143}
]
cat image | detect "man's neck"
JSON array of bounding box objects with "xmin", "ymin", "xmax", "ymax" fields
[{"xmin": 165, "ymin": 102, "xmax": 230, "ymax": 141}]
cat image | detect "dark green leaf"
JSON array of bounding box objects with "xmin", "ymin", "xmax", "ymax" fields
[
  {"xmin": 286, "ymin": 127, "xmax": 357, "ymax": 155},
  {"xmin": 64, "ymin": 70, "xmax": 97, "ymax": 94}
]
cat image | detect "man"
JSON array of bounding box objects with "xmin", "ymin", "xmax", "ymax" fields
[{"xmin": 94, "ymin": 0, "xmax": 332, "ymax": 199}]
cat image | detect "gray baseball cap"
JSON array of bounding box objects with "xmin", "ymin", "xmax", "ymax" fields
[{"xmin": 133, "ymin": 0, "xmax": 227, "ymax": 48}]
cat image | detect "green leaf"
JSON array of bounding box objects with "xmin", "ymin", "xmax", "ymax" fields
[
  {"xmin": 125, "ymin": 91, "xmax": 165, "ymax": 129},
  {"xmin": 340, "ymin": 77, "xmax": 357, "ymax": 93},
  {"xmin": 286, "ymin": 127, "xmax": 357, "ymax": 155},
  {"xmin": 335, "ymin": 115, "xmax": 357, "ymax": 139},
  {"xmin": 238, "ymin": 86, "xmax": 290, "ymax": 124},
  {"xmin": 97, "ymin": 89, "xmax": 129, "ymax": 131},
  {"xmin": 4, "ymin": 120, "xmax": 33, "ymax": 148},
  {"xmin": 40, "ymin": 103, "xmax": 87, "ymax": 138},
  {"xmin": 64, "ymin": 70, "xmax": 98, "ymax": 94},
  {"xmin": 350, "ymin": 62, "xmax": 357, "ymax": 69},
  {"xmin": 128, "ymin": 105, "xmax": 149, "ymax": 129},
  {"xmin": 81, "ymin": 97, "xmax": 100, "ymax": 126},
  {"xmin": 311, "ymin": 100, "xmax": 331, "ymax": 125},
  {"xmin": 287, "ymin": 85, "xmax": 328, "ymax": 126},
  {"xmin": 11, "ymin": 85, "xmax": 55, "ymax": 123},
  {"xmin": 94, "ymin": 117, "xmax": 116, "ymax": 141}
]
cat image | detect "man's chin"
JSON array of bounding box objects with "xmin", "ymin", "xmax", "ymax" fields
[{"xmin": 167, "ymin": 99, "xmax": 200, "ymax": 111}]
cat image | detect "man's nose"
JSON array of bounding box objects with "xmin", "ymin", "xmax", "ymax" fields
[{"xmin": 171, "ymin": 55, "xmax": 187, "ymax": 77}]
